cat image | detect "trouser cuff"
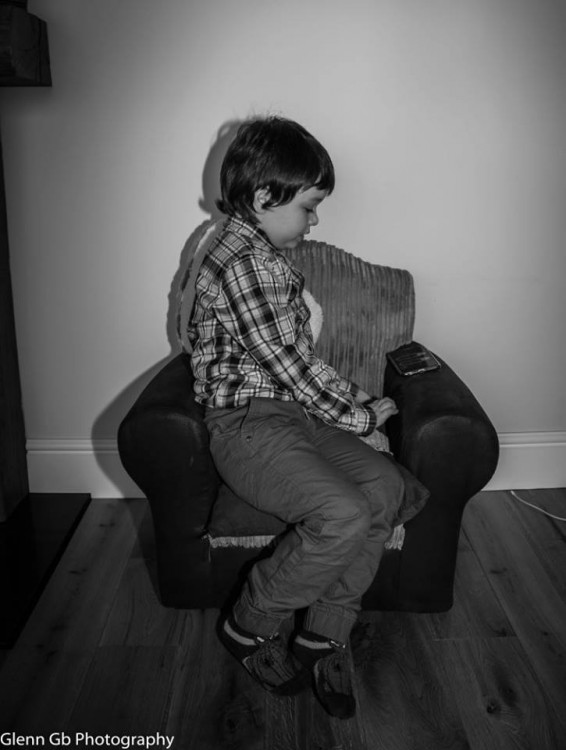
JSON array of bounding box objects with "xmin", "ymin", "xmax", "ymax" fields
[
  {"xmin": 304, "ymin": 604, "xmax": 358, "ymax": 644},
  {"xmin": 232, "ymin": 595, "xmax": 283, "ymax": 639}
]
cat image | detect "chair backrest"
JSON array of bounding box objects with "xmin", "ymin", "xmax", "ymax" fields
[{"xmin": 286, "ymin": 240, "xmax": 415, "ymax": 398}]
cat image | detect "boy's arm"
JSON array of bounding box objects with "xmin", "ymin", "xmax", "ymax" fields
[{"xmin": 216, "ymin": 255, "xmax": 382, "ymax": 435}]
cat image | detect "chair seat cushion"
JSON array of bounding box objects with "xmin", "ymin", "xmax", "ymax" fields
[
  {"xmin": 206, "ymin": 483, "xmax": 288, "ymax": 545},
  {"xmin": 204, "ymin": 461, "xmax": 424, "ymax": 552}
]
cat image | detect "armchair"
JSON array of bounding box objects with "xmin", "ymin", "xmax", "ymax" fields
[{"xmin": 118, "ymin": 240, "xmax": 499, "ymax": 613}]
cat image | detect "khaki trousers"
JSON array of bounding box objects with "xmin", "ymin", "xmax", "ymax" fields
[{"xmin": 205, "ymin": 397, "xmax": 404, "ymax": 643}]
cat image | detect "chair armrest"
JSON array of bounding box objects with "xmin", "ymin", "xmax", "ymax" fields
[
  {"xmin": 117, "ymin": 354, "xmax": 220, "ymax": 540},
  {"xmin": 382, "ymin": 345, "xmax": 499, "ymax": 611},
  {"xmin": 383, "ymin": 344, "xmax": 499, "ymax": 501}
]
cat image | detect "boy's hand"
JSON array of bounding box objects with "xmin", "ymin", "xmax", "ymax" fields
[
  {"xmin": 370, "ymin": 397, "xmax": 398, "ymax": 427},
  {"xmin": 359, "ymin": 429, "xmax": 390, "ymax": 452}
]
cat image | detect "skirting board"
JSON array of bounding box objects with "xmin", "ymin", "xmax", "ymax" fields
[{"xmin": 26, "ymin": 433, "xmax": 566, "ymax": 498}]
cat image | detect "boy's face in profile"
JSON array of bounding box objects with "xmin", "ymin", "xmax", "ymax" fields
[{"xmin": 253, "ymin": 186, "xmax": 327, "ymax": 250}]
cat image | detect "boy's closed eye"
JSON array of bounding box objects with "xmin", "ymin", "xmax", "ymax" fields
[{"xmin": 304, "ymin": 201, "xmax": 323, "ymax": 217}]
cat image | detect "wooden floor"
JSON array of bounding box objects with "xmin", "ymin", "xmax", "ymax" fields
[{"xmin": 0, "ymin": 489, "xmax": 565, "ymax": 750}]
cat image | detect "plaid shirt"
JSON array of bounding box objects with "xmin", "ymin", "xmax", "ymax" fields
[{"xmin": 187, "ymin": 217, "xmax": 378, "ymax": 436}]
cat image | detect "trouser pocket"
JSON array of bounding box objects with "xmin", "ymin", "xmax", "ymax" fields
[{"xmin": 205, "ymin": 398, "xmax": 309, "ymax": 511}]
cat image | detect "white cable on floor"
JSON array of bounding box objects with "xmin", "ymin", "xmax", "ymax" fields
[{"xmin": 509, "ymin": 490, "xmax": 566, "ymax": 523}]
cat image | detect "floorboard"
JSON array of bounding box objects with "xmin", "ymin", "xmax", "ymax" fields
[
  {"xmin": 429, "ymin": 636, "xmax": 562, "ymax": 750},
  {"xmin": 68, "ymin": 645, "xmax": 176, "ymax": 736},
  {"xmin": 0, "ymin": 489, "xmax": 564, "ymax": 749},
  {"xmin": 462, "ymin": 491, "xmax": 566, "ymax": 736},
  {"xmin": 0, "ymin": 498, "xmax": 146, "ymax": 734},
  {"xmin": 353, "ymin": 614, "xmax": 469, "ymax": 750}
]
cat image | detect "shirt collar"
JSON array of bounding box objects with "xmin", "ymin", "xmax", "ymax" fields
[{"xmin": 224, "ymin": 215, "xmax": 278, "ymax": 255}]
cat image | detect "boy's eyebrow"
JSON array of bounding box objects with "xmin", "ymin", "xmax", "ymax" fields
[{"xmin": 304, "ymin": 195, "xmax": 325, "ymax": 206}]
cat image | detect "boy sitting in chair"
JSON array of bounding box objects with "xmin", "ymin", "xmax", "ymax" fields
[{"xmin": 180, "ymin": 115, "xmax": 424, "ymax": 719}]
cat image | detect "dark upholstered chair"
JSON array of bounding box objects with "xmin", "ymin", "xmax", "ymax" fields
[{"xmin": 118, "ymin": 240, "xmax": 499, "ymax": 613}]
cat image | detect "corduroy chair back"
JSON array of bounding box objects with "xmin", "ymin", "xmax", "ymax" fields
[{"xmin": 287, "ymin": 241, "xmax": 415, "ymax": 398}]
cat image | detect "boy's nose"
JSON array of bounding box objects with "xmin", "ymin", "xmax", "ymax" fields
[{"xmin": 309, "ymin": 210, "xmax": 319, "ymax": 227}]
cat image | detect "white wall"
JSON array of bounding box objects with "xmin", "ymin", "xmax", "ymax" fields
[{"xmin": 1, "ymin": 0, "xmax": 565, "ymax": 496}]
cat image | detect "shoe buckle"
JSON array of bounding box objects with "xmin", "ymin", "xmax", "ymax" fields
[
  {"xmin": 254, "ymin": 632, "xmax": 279, "ymax": 645},
  {"xmin": 329, "ymin": 639, "xmax": 346, "ymax": 649}
]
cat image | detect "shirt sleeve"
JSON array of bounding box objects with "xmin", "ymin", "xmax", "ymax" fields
[{"xmin": 214, "ymin": 252, "xmax": 378, "ymax": 435}]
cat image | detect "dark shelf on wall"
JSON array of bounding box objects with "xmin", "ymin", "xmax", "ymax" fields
[
  {"xmin": 0, "ymin": 493, "xmax": 91, "ymax": 647},
  {"xmin": 0, "ymin": 0, "xmax": 52, "ymax": 87}
]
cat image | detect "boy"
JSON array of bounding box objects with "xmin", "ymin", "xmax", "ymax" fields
[{"xmin": 184, "ymin": 116, "xmax": 409, "ymax": 719}]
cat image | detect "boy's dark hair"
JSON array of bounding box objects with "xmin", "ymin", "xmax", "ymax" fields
[{"xmin": 216, "ymin": 116, "xmax": 335, "ymax": 224}]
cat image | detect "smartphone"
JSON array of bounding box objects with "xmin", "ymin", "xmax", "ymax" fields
[{"xmin": 386, "ymin": 342, "xmax": 441, "ymax": 377}]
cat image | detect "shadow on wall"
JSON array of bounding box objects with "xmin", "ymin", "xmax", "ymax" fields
[{"xmin": 91, "ymin": 119, "xmax": 242, "ymax": 497}]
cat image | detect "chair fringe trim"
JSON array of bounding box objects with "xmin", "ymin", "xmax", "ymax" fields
[
  {"xmin": 203, "ymin": 524, "xmax": 405, "ymax": 551},
  {"xmin": 204, "ymin": 533, "xmax": 278, "ymax": 549},
  {"xmin": 386, "ymin": 524, "xmax": 405, "ymax": 550}
]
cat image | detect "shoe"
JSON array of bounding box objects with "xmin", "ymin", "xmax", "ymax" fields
[
  {"xmin": 219, "ymin": 615, "xmax": 308, "ymax": 696},
  {"xmin": 292, "ymin": 632, "xmax": 356, "ymax": 719}
]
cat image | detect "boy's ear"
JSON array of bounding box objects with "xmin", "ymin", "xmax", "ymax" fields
[{"xmin": 253, "ymin": 187, "xmax": 271, "ymax": 213}]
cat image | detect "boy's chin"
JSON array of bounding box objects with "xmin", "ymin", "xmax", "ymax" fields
[{"xmin": 283, "ymin": 236, "xmax": 304, "ymax": 249}]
